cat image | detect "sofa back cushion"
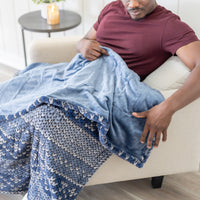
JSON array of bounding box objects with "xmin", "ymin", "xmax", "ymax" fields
[{"xmin": 143, "ymin": 56, "xmax": 190, "ymax": 91}]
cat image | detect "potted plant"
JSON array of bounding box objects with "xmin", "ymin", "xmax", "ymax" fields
[
  {"xmin": 32, "ymin": 0, "xmax": 66, "ymax": 5},
  {"xmin": 32, "ymin": 0, "xmax": 66, "ymax": 19}
]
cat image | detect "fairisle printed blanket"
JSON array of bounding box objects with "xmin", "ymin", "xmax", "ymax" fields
[
  {"xmin": 0, "ymin": 103, "xmax": 111, "ymax": 199},
  {"xmin": 0, "ymin": 47, "xmax": 164, "ymax": 199}
]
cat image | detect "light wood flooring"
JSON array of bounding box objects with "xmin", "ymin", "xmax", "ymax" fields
[
  {"xmin": 0, "ymin": 64, "xmax": 200, "ymax": 200},
  {"xmin": 77, "ymin": 172, "xmax": 200, "ymax": 200}
]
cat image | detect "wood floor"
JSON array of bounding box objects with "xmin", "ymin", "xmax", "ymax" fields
[
  {"xmin": 0, "ymin": 172, "xmax": 200, "ymax": 200},
  {"xmin": 77, "ymin": 172, "xmax": 200, "ymax": 200}
]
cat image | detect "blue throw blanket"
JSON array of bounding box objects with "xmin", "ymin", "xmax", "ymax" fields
[{"xmin": 0, "ymin": 47, "xmax": 164, "ymax": 199}]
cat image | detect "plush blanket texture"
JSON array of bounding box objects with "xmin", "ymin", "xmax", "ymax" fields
[{"xmin": 0, "ymin": 48, "xmax": 164, "ymax": 199}]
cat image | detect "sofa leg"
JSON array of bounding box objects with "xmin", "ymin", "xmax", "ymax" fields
[{"xmin": 151, "ymin": 176, "xmax": 164, "ymax": 189}]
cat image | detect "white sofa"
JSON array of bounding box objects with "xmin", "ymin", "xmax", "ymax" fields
[{"xmin": 26, "ymin": 36, "xmax": 200, "ymax": 188}]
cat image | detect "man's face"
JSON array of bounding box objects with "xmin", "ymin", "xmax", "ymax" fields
[{"xmin": 121, "ymin": 0, "xmax": 157, "ymax": 20}]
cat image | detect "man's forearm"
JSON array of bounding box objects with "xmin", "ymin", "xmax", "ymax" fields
[
  {"xmin": 76, "ymin": 27, "xmax": 98, "ymax": 54},
  {"xmin": 132, "ymin": 62, "xmax": 200, "ymax": 149},
  {"xmin": 76, "ymin": 38, "xmax": 87, "ymax": 53}
]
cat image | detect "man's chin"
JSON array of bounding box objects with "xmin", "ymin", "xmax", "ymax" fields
[
  {"xmin": 128, "ymin": 12, "xmax": 145, "ymax": 21},
  {"xmin": 131, "ymin": 15, "xmax": 145, "ymax": 21}
]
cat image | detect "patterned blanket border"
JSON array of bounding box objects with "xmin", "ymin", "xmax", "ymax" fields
[{"xmin": 0, "ymin": 96, "xmax": 151, "ymax": 168}]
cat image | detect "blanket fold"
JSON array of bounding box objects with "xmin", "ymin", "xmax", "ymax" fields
[{"xmin": 0, "ymin": 47, "xmax": 164, "ymax": 199}]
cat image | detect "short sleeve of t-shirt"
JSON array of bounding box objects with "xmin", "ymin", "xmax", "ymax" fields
[
  {"xmin": 162, "ymin": 17, "xmax": 199, "ymax": 55},
  {"xmin": 93, "ymin": 3, "xmax": 112, "ymax": 31}
]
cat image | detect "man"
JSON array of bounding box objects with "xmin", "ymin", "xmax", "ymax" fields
[{"xmin": 77, "ymin": 0, "xmax": 200, "ymax": 149}]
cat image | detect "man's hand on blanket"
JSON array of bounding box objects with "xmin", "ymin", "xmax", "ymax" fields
[
  {"xmin": 79, "ymin": 39, "xmax": 108, "ymax": 61},
  {"xmin": 132, "ymin": 102, "xmax": 173, "ymax": 149}
]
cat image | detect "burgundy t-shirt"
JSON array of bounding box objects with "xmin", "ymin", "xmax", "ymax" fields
[{"xmin": 93, "ymin": 0, "xmax": 199, "ymax": 80}]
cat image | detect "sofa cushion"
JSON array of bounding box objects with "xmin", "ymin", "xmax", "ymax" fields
[{"xmin": 143, "ymin": 56, "xmax": 190, "ymax": 91}]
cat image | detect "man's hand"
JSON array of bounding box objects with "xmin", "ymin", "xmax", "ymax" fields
[
  {"xmin": 79, "ymin": 39, "xmax": 108, "ymax": 61},
  {"xmin": 132, "ymin": 102, "xmax": 173, "ymax": 149}
]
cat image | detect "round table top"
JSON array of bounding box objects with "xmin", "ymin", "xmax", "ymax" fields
[{"xmin": 18, "ymin": 10, "xmax": 81, "ymax": 33}]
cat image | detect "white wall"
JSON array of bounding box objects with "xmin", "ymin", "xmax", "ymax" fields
[{"xmin": 0, "ymin": 0, "xmax": 199, "ymax": 69}]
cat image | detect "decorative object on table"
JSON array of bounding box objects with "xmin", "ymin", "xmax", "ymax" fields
[
  {"xmin": 18, "ymin": 10, "xmax": 81, "ymax": 66},
  {"xmin": 32, "ymin": 0, "xmax": 66, "ymax": 19},
  {"xmin": 47, "ymin": 3, "xmax": 60, "ymax": 25}
]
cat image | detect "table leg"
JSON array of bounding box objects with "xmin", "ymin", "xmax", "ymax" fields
[
  {"xmin": 21, "ymin": 29, "xmax": 27, "ymax": 66},
  {"xmin": 48, "ymin": 32, "xmax": 51, "ymax": 37}
]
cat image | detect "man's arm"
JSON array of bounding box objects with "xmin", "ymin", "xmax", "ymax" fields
[
  {"xmin": 132, "ymin": 40, "xmax": 200, "ymax": 149},
  {"xmin": 76, "ymin": 27, "xmax": 108, "ymax": 61}
]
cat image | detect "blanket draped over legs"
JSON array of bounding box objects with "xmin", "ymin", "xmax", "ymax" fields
[
  {"xmin": 0, "ymin": 47, "xmax": 164, "ymax": 199},
  {"xmin": 0, "ymin": 104, "xmax": 111, "ymax": 200}
]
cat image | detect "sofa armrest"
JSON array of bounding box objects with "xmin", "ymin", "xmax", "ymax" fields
[
  {"xmin": 28, "ymin": 36, "xmax": 82, "ymax": 64},
  {"xmin": 143, "ymin": 56, "xmax": 190, "ymax": 92}
]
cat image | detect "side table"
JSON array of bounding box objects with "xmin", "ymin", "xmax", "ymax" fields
[{"xmin": 18, "ymin": 10, "xmax": 81, "ymax": 66}]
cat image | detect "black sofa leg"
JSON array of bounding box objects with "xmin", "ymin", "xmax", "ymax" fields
[{"xmin": 151, "ymin": 176, "xmax": 164, "ymax": 189}]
